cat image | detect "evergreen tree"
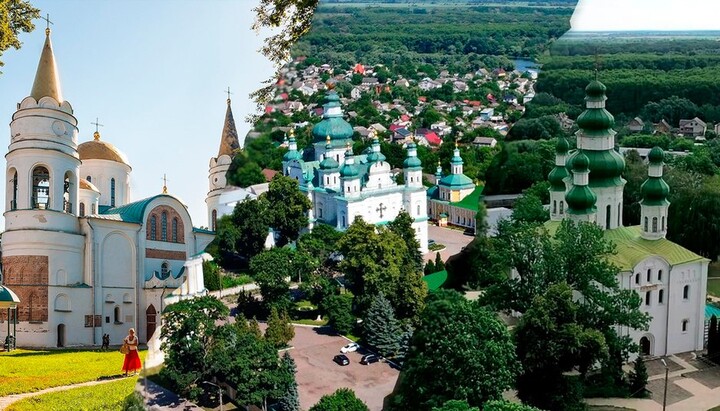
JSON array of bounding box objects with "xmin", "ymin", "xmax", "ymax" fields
[
  {"xmin": 278, "ymin": 352, "xmax": 300, "ymax": 411},
  {"xmin": 629, "ymin": 355, "xmax": 649, "ymax": 397},
  {"xmin": 424, "ymin": 259, "xmax": 436, "ymax": 275},
  {"xmin": 265, "ymin": 307, "xmax": 294, "ymax": 348},
  {"xmin": 434, "ymin": 253, "xmax": 445, "ymax": 271},
  {"xmin": 249, "ymin": 317, "xmax": 263, "ymax": 339},
  {"xmin": 708, "ymin": 315, "xmax": 719, "ymax": 364},
  {"xmin": 203, "ymin": 260, "xmax": 222, "ymax": 291},
  {"xmin": 363, "ymin": 292, "xmax": 402, "ymax": 358}
]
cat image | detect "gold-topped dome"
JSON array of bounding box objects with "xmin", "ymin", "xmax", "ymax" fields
[
  {"xmin": 79, "ymin": 178, "xmax": 99, "ymax": 192},
  {"xmin": 78, "ymin": 133, "xmax": 130, "ymax": 166}
]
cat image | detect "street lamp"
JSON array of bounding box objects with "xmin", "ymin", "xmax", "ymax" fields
[
  {"xmin": 660, "ymin": 358, "xmax": 669, "ymax": 411},
  {"xmin": 203, "ymin": 380, "xmax": 223, "ymax": 411}
]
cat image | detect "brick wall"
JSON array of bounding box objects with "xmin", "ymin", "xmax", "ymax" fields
[
  {"xmin": 145, "ymin": 249, "xmax": 186, "ymax": 260},
  {"xmin": 1, "ymin": 255, "xmax": 49, "ymax": 322},
  {"xmin": 145, "ymin": 205, "xmax": 186, "ymax": 243}
]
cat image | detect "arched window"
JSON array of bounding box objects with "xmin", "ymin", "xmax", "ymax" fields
[
  {"xmin": 110, "ymin": 178, "xmax": 116, "ymax": 207},
  {"xmin": 559, "ymin": 201, "xmax": 564, "ymax": 214},
  {"xmin": 86, "ymin": 176, "xmax": 91, "ymax": 183},
  {"xmin": 79, "ymin": 202, "xmax": 85, "ymax": 217},
  {"xmin": 647, "ymin": 269, "xmax": 651, "ymax": 282},
  {"xmin": 32, "ymin": 166, "xmax": 50, "ymax": 209},
  {"xmin": 63, "ymin": 172, "xmax": 72, "ymax": 213},
  {"xmin": 91, "ymin": 203, "xmax": 96, "ymax": 214},
  {"xmin": 160, "ymin": 262, "xmax": 170, "ymax": 279},
  {"xmin": 658, "ymin": 270, "xmax": 663, "ymax": 282},
  {"xmin": 161, "ymin": 212, "xmax": 168, "ymax": 241},
  {"xmin": 211, "ymin": 209, "xmax": 217, "ymax": 231},
  {"xmin": 635, "ymin": 273, "xmax": 640, "ymax": 284},
  {"xmin": 652, "ymin": 217, "xmax": 658, "ymax": 233},
  {"xmin": 644, "ymin": 217, "xmax": 648, "ymax": 232},
  {"xmin": 605, "ymin": 204, "xmax": 611, "ymax": 229},
  {"xmin": 683, "ymin": 285, "xmax": 690, "ymax": 299},
  {"xmin": 417, "ymin": 204, "xmax": 421, "ymax": 216},
  {"xmin": 150, "ymin": 215, "xmax": 157, "ymax": 240},
  {"xmin": 114, "ymin": 306, "xmax": 121, "ymax": 323},
  {"xmin": 172, "ymin": 218, "xmax": 178, "ymax": 242},
  {"xmin": 10, "ymin": 170, "xmax": 17, "ymax": 210},
  {"xmin": 662, "ymin": 216, "xmax": 665, "ymax": 231},
  {"xmin": 658, "ymin": 289, "xmax": 664, "ymax": 304},
  {"xmin": 645, "ymin": 291, "xmax": 651, "ymax": 306},
  {"xmin": 682, "ymin": 319, "xmax": 689, "ymax": 332},
  {"xmin": 553, "ymin": 201, "xmax": 557, "ymax": 214}
]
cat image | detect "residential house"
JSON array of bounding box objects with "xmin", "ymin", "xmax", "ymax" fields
[
  {"xmin": 472, "ymin": 137, "xmax": 498, "ymax": 148},
  {"xmin": 479, "ymin": 108, "xmax": 494, "ymax": 121},
  {"xmin": 628, "ymin": 117, "xmax": 645, "ymax": 133},
  {"xmin": 395, "ymin": 78, "xmax": 410, "ymax": 88},
  {"xmin": 503, "ymin": 94, "xmax": 518, "ymax": 105},
  {"xmin": 362, "ymin": 77, "xmax": 379, "ymax": 87},
  {"xmin": 654, "ymin": 119, "xmax": 672, "ymax": 135},
  {"xmin": 369, "ymin": 123, "xmax": 387, "ymax": 134},
  {"xmin": 419, "ymin": 78, "xmax": 442, "ymax": 91},
  {"xmin": 393, "ymin": 127, "xmax": 412, "ymax": 142},
  {"xmin": 415, "ymin": 128, "xmax": 442, "ymax": 146},
  {"xmin": 523, "ymin": 92, "xmax": 535, "ymax": 105},
  {"xmin": 350, "ymin": 87, "xmax": 362, "ymax": 100},
  {"xmin": 453, "ymin": 81, "xmax": 468, "ymax": 93},
  {"xmin": 679, "ymin": 117, "xmax": 707, "ymax": 137}
]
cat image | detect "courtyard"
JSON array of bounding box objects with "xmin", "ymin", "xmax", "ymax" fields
[{"xmin": 425, "ymin": 224, "xmax": 475, "ymax": 262}]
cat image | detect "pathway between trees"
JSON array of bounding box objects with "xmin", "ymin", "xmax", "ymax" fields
[{"xmin": 0, "ymin": 377, "xmax": 123, "ymax": 411}]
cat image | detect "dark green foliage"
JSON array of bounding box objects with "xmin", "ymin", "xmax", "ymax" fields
[
  {"xmin": 392, "ymin": 291, "xmax": 520, "ymax": 411},
  {"xmin": 511, "ymin": 193, "xmax": 549, "ymax": 223},
  {"xmin": 227, "ymin": 150, "xmax": 267, "ymax": 187},
  {"xmin": 424, "ymin": 259, "xmax": 436, "ymax": 275},
  {"xmin": 629, "ymin": 356, "xmax": 649, "ymax": 397},
  {"xmin": 250, "ymin": 248, "xmax": 295, "ymax": 313},
  {"xmin": 362, "ymin": 292, "xmax": 402, "ymax": 358},
  {"xmin": 484, "ymin": 140, "xmax": 556, "ymax": 196},
  {"xmin": 388, "ymin": 210, "xmax": 424, "ymax": 272},
  {"xmin": 265, "ymin": 307, "xmax": 295, "ymax": 348},
  {"xmin": 236, "ymin": 290, "xmax": 263, "ymax": 319},
  {"xmin": 297, "ymin": 224, "xmax": 343, "ymax": 263},
  {"xmin": 309, "ymin": 388, "xmax": 369, "ymax": 411},
  {"xmin": 322, "ymin": 293, "xmax": 355, "ymax": 335},
  {"xmin": 482, "ymin": 401, "xmax": 542, "ymax": 411},
  {"xmin": 225, "ymin": 198, "xmax": 270, "ymax": 261},
  {"xmin": 278, "ymin": 352, "xmax": 300, "ymax": 411},
  {"xmin": 708, "ymin": 315, "xmax": 720, "ymax": 364},
  {"xmin": 264, "ymin": 175, "xmax": 312, "ymax": 246},
  {"xmin": 431, "ymin": 400, "xmax": 479, "ymax": 411},
  {"xmin": 506, "ymin": 115, "xmax": 564, "ymax": 141},
  {"xmin": 203, "ymin": 260, "xmax": 222, "ymax": 292},
  {"xmin": 433, "ymin": 252, "xmax": 445, "ymax": 272}
]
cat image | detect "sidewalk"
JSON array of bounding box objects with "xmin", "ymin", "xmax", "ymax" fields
[{"xmin": 136, "ymin": 378, "xmax": 203, "ymax": 411}]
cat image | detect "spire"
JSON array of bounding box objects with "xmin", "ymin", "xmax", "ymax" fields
[
  {"xmin": 217, "ymin": 98, "xmax": 240, "ymax": 157},
  {"xmin": 283, "ymin": 128, "xmax": 302, "ymax": 162},
  {"xmin": 30, "ymin": 28, "xmax": 63, "ymax": 102}
]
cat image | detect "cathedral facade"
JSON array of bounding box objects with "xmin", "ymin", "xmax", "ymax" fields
[{"xmin": 1, "ymin": 29, "xmax": 212, "ymax": 348}]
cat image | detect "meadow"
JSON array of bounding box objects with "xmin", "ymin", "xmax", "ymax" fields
[{"xmin": 5, "ymin": 377, "xmax": 140, "ymax": 411}]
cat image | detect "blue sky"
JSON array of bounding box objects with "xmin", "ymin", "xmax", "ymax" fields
[
  {"xmin": 0, "ymin": 1, "xmax": 715, "ymax": 228},
  {"xmin": 0, "ymin": 0, "xmax": 274, "ymax": 227}
]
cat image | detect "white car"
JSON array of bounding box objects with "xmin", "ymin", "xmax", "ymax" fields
[{"xmin": 340, "ymin": 342, "xmax": 359, "ymax": 353}]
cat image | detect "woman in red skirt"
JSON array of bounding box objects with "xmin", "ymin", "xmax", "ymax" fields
[{"xmin": 122, "ymin": 328, "xmax": 142, "ymax": 376}]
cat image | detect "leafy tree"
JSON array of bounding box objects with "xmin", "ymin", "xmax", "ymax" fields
[
  {"xmin": 265, "ymin": 306, "xmax": 295, "ymax": 348},
  {"xmin": 297, "ymin": 224, "xmax": 343, "ymax": 263},
  {"xmin": 230, "ymin": 198, "xmax": 271, "ymax": 260},
  {"xmin": 249, "ymin": 316, "xmax": 263, "ymax": 339},
  {"xmin": 236, "ymin": 290, "xmax": 263, "ymax": 320},
  {"xmin": 483, "ymin": 401, "xmax": 542, "ymax": 411},
  {"xmin": 203, "ymin": 260, "xmax": 222, "ymax": 292},
  {"xmin": 299, "ymin": 266, "xmax": 337, "ymax": 307},
  {"xmin": 511, "ymin": 193, "xmax": 548, "ymax": 223},
  {"xmin": 277, "ymin": 352, "xmax": 300, "ymax": 411},
  {"xmin": 250, "ymin": 248, "xmax": 294, "ymax": 313},
  {"xmin": 0, "ymin": 0, "xmax": 39, "ymax": 71},
  {"xmin": 229, "ymin": 160, "xmax": 266, "ymax": 187},
  {"xmin": 388, "ymin": 210, "xmax": 423, "ymax": 272},
  {"xmin": 431, "ymin": 400, "xmax": 479, "ymax": 411},
  {"xmin": 363, "ymin": 292, "xmax": 402, "ymax": 358},
  {"xmin": 391, "ymin": 291, "xmax": 520, "ymax": 411},
  {"xmin": 263, "ymin": 175, "xmax": 312, "ymax": 246},
  {"xmin": 309, "ymin": 388, "xmax": 369, "ymax": 411},
  {"xmin": 475, "ymin": 198, "xmax": 490, "ymax": 237},
  {"xmin": 160, "ymin": 296, "xmax": 229, "ymax": 400},
  {"xmin": 322, "ymin": 293, "xmax": 355, "ymax": 335},
  {"xmin": 629, "ymin": 355, "xmax": 649, "ymax": 397}
]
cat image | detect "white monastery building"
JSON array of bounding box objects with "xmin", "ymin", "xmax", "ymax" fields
[{"xmin": 0, "ymin": 29, "xmax": 212, "ymax": 348}]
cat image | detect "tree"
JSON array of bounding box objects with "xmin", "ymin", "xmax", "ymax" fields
[
  {"xmin": 433, "ymin": 252, "xmax": 445, "ymax": 272},
  {"xmin": 322, "ymin": 293, "xmax": 354, "ymax": 335},
  {"xmin": 0, "ymin": 0, "xmax": 40, "ymax": 71},
  {"xmin": 263, "ymin": 175, "xmax": 312, "ymax": 246},
  {"xmin": 228, "ymin": 159, "xmax": 266, "ymax": 187},
  {"xmin": 391, "ymin": 291, "xmax": 520, "ymax": 410},
  {"xmin": 363, "ymin": 292, "xmax": 402, "ymax": 358},
  {"xmin": 297, "ymin": 223, "xmax": 343, "ymax": 263},
  {"xmin": 431, "ymin": 400, "xmax": 479, "ymax": 411},
  {"xmin": 160, "ymin": 296, "xmax": 229, "ymax": 400},
  {"xmin": 708, "ymin": 315, "xmax": 719, "ymax": 364},
  {"xmin": 629, "ymin": 355, "xmax": 649, "ymax": 397},
  {"xmin": 475, "ymin": 199, "xmax": 490, "ymax": 237},
  {"xmin": 203, "ymin": 260, "xmax": 222, "ymax": 292},
  {"xmin": 265, "ymin": 306, "xmax": 295, "ymax": 348},
  {"xmin": 483, "ymin": 401, "xmax": 542, "ymax": 411},
  {"xmin": 424, "ymin": 259, "xmax": 436, "ymax": 275},
  {"xmin": 511, "ymin": 193, "xmax": 548, "ymax": 223},
  {"xmin": 388, "ymin": 210, "xmax": 423, "ymax": 272},
  {"xmin": 309, "ymin": 388, "xmax": 369, "ymax": 411},
  {"xmin": 277, "ymin": 352, "xmax": 300, "ymax": 411},
  {"xmin": 250, "ymin": 247, "xmax": 296, "ymax": 313},
  {"xmin": 231, "ymin": 198, "xmax": 271, "ymax": 260}
]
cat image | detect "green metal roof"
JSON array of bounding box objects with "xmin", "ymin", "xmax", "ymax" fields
[
  {"xmin": 545, "ymin": 221, "xmax": 708, "ymax": 271},
  {"xmin": 707, "ymin": 304, "xmax": 720, "ymax": 320},
  {"xmin": 193, "ymin": 227, "xmax": 214, "ymax": 235},
  {"xmin": 423, "ymin": 270, "xmax": 448, "ymax": 291},
  {"xmin": 100, "ymin": 194, "xmax": 177, "ymax": 223},
  {"xmin": 438, "ymin": 173, "xmax": 475, "ymax": 189},
  {"xmin": 0, "ymin": 285, "xmax": 20, "ymax": 308},
  {"xmin": 450, "ymin": 186, "xmax": 484, "ymax": 212}
]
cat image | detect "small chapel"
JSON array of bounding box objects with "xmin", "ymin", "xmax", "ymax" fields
[
  {"xmin": 0, "ymin": 28, "xmax": 213, "ymax": 348},
  {"xmin": 547, "ymin": 78, "xmax": 709, "ymax": 356}
]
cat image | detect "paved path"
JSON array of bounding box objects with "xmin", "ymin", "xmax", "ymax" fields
[
  {"xmin": 425, "ymin": 225, "xmax": 474, "ymax": 262},
  {"xmin": 137, "ymin": 378, "xmax": 203, "ymax": 411},
  {"xmin": 0, "ymin": 377, "xmax": 128, "ymax": 411}
]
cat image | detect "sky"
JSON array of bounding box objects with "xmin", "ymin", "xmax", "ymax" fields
[
  {"xmin": 571, "ymin": 0, "xmax": 719, "ymax": 31},
  {"xmin": 0, "ymin": 0, "xmax": 275, "ymax": 228}
]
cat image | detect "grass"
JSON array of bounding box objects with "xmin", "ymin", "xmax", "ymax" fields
[
  {"xmin": 709, "ymin": 262, "xmax": 720, "ymax": 278},
  {"xmin": 344, "ymin": 333, "xmax": 361, "ymax": 342},
  {"xmin": 0, "ymin": 349, "xmax": 147, "ymax": 396},
  {"xmin": 221, "ymin": 273, "xmax": 253, "ymax": 288},
  {"xmin": 292, "ymin": 318, "xmax": 328, "ymax": 326},
  {"xmin": 6, "ymin": 377, "xmax": 139, "ymax": 411},
  {"xmin": 708, "ymin": 279, "xmax": 720, "ymax": 298},
  {"xmin": 428, "ymin": 243, "xmax": 446, "ymax": 252}
]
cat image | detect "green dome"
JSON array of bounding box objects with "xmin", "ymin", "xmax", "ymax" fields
[
  {"xmin": 565, "ymin": 185, "xmax": 597, "ymax": 214},
  {"xmin": 404, "ymin": 156, "xmax": 422, "ymax": 169},
  {"xmin": 556, "ymin": 137, "xmax": 570, "ymax": 154},
  {"xmin": 585, "ymin": 80, "xmax": 607, "ymax": 98},
  {"xmin": 648, "ymin": 146, "xmax": 665, "ymax": 164},
  {"xmin": 548, "ymin": 166, "xmax": 570, "ymax": 191},
  {"xmin": 367, "ymin": 149, "xmax": 386, "ymax": 163},
  {"xmin": 340, "ymin": 163, "xmax": 360, "ymax": 178},
  {"xmin": 566, "ymin": 149, "xmax": 625, "ymax": 186},
  {"xmin": 319, "ymin": 155, "xmax": 339, "ymax": 170},
  {"xmin": 312, "ymin": 90, "xmax": 353, "ymax": 143},
  {"xmin": 573, "ymin": 151, "xmax": 590, "ymax": 170},
  {"xmin": 576, "ymin": 108, "xmax": 615, "ymax": 131},
  {"xmin": 439, "ymin": 173, "xmax": 474, "ymax": 188},
  {"xmin": 283, "ymin": 146, "xmax": 302, "ymax": 162},
  {"xmin": 641, "ymin": 178, "xmax": 670, "ymax": 206}
]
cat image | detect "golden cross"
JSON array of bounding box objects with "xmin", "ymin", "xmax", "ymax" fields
[{"xmin": 162, "ymin": 174, "xmax": 169, "ymax": 194}]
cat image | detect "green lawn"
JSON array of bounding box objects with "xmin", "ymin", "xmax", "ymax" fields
[
  {"xmin": 6, "ymin": 377, "xmax": 139, "ymax": 411},
  {"xmin": 708, "ymin": 279, "xmax": 720, "ymax": 298},
  {"xmin": 709, "ymin": 262, "xmax": 720, "ymax": 278},
  {"xmin": 292, "ymin": 318, "xmax": 328, "ymax": 326},
  {"xmin": 0, "ymin": 349, "xmax": 147, "ymax": 396}
]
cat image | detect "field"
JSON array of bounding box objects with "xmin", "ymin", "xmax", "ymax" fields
[
  {"xmin": 0, "ymin": 349, "xmax": 147, "ymax": 396},
  {"xmin": 6, "ymin": 377, "xmax": 139, "ymax": 411}
]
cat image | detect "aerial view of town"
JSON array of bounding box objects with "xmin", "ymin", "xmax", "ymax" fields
[{"xmin": 1, "ymin": 0, "xmax": 720, "ymax": 410}]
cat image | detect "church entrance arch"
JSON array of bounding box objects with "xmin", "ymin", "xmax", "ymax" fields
[
  {"xmin": 57, "ymin": 324, "xmax": 65, "ymax": 347},
  {"xmin": 639, "ymin": 336, "xmax": 651, "ymax": 356},
  {"xmin": 146, "ymin": 305, "xmax": 157, "ymax": 342}
]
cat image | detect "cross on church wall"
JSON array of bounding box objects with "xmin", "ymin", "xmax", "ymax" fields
[{"xmin": 377, "ymin": 203, "xmax": 387, "ymax": 218}]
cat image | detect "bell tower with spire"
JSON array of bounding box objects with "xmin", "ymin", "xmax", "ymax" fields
[{"xmin": 206, "ymin": 96, "xmax": 240, "ymax": 231}]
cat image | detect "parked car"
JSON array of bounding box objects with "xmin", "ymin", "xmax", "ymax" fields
[
  {"xmin": 360, "ymin": 354, "xmax": 380, "ymax": 365},
  {"xmin": 333, "ymin": 354, "xmax": 350, "ymax": 366},
  {"xmin": 341, "ymin": 342, "xmax": 360, "ymax": 353},
  {"xmin": 428, "ymin": 239, "xmax": 437, "ymax": 246}
]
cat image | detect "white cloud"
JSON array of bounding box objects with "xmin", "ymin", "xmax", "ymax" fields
[{"xmin": 571, "ymin": 0, "xmax": 720, "ymax": 31}]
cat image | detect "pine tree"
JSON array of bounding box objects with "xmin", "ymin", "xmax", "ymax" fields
[
  {"xmin": 363, "ymin": 292, "xmax": 402, "ymax": 358},
  {"xmin": 278, "ymin": 352, "xmax": 300, "ymax": 411},
  {"xmin": 265, "ymin": 307, "xmax": 293, "ymax": 348},
  {"xmin": 249, "ymin": 317, "xmax": 263, "ymax": 339},
  {"xmin": 708, "ymin": 315, "xmax": 719, "ymax": 364},
  {"xmin": 424, "ymin": 259, "xmax": 436, "ymax": 275},
  {"xmin": 434, "ymin": 252, "xmax": 445, "ymax": 271},
  {"xmin": 629, "ymin": 356, "xmax": 649, "ymax": 397}
]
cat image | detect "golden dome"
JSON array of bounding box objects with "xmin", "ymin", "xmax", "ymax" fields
[
  {"xmin": 79, "ymin": 178, "xmax": 99, "ymax": 192},
  {"xmin": 78, "ymin": 133, "xmax": 130, "ymax": 166}
]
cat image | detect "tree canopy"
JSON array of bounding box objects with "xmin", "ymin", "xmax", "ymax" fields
[{"xmin": 0, "ymin": 0, "xmax": 39, "ymax": 71}]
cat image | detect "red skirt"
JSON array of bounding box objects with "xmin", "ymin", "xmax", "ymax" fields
[{"xmin": 122, "ymin": 349, "xmax": 142, "ymax": 373}]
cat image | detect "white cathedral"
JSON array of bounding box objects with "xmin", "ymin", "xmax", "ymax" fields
[
  {"xmin": 0, "ymin": 29, "xmax": 213, "ymax": 348},
  {"xmin": 207, "ymin": 84, "xmax": 429, "ymax": 252},
  {"xmin": 547, "ymin": 79, "xmax": 708, "ymax": 356}
]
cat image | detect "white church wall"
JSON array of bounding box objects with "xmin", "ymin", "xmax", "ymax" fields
[
  {"xmin": 100, "ymin": 232, "xmax": 136, "ymax": 289},
  {"xmin": 666, "ymin": 260, "xmax": 708, "ymax": 354},
  {"xmin": 79, "ymin": 160, "xmax": 132, "ymax": 207}
]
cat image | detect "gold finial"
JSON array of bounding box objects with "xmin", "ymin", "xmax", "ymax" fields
[
  {"xmin": 93, "ymin": 131, "xmax": 100, "ymax": 141},
  {"xmin": 326, "ymin": 135, "xmax": 331, "ymax": 144},
  {"xmin": 346, "ymin": 140, "xmax": 351, "ymax": 151},
  {"xmin": 326, "ymin": 79, "xmax": 336, "ymax": 90},
  {"xmin": 40, "ymin": 14, "xmax": 53, "ymax": 36},
  {"xmin": 369, "ymin": 129, "xmax": 377, "ymax": 140},
  {"xmin": 455, "ymin": 139, "xmax": 459, "ymax": 149},
  {"xmin": 289, "ymin": 128, "xmax": 295, "ymax": 138},
  {"xmin": 91, "ymin": 117, "xmax": 104, "ymax": 139},
  {"xmin": 162, "ymin": 174, "xmax": 168, "ymax": 194}
]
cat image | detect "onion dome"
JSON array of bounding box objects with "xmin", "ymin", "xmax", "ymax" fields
[
  {"xmin": 450, "ymin": 145, "xmax": 463, "ymax": 166},
  {"xmin": 78, "ymin": 132, "xmax": 131, "ymax": 167},
  {"xmin": 366, "ymin": 130, "xmax": 386, "ymax": 163},
  {"xmin": 339, "ymin": 144, "xmax": 360, "ymax": 178},
  {"xmin": 585, "ymin": 80, "xmax": 606, "ymax": 99},
  {"xmin": 403, "ymin": 142, "xmax": 422, "ymax": 169},
  {"xmin": 312, "ymin": 82, "xmax": 354, "ymax": 143},
  {"xmin": 548, "ymin": 137, "xmax": 570, "ymax": 191},
  {"xmin": 640, "ymin": 146, "xmax": 670, "ymax": 206},
  {"xmin": 435, "ymin": 161, "xmax": 443, "ymax": 178},
  {"xmin": 565, "ymin": 152, "xmax": 597, "ymax": 214},
  {"xmin": 283, "ymin": 129, "xmax": 302, "ymax": 162}
]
